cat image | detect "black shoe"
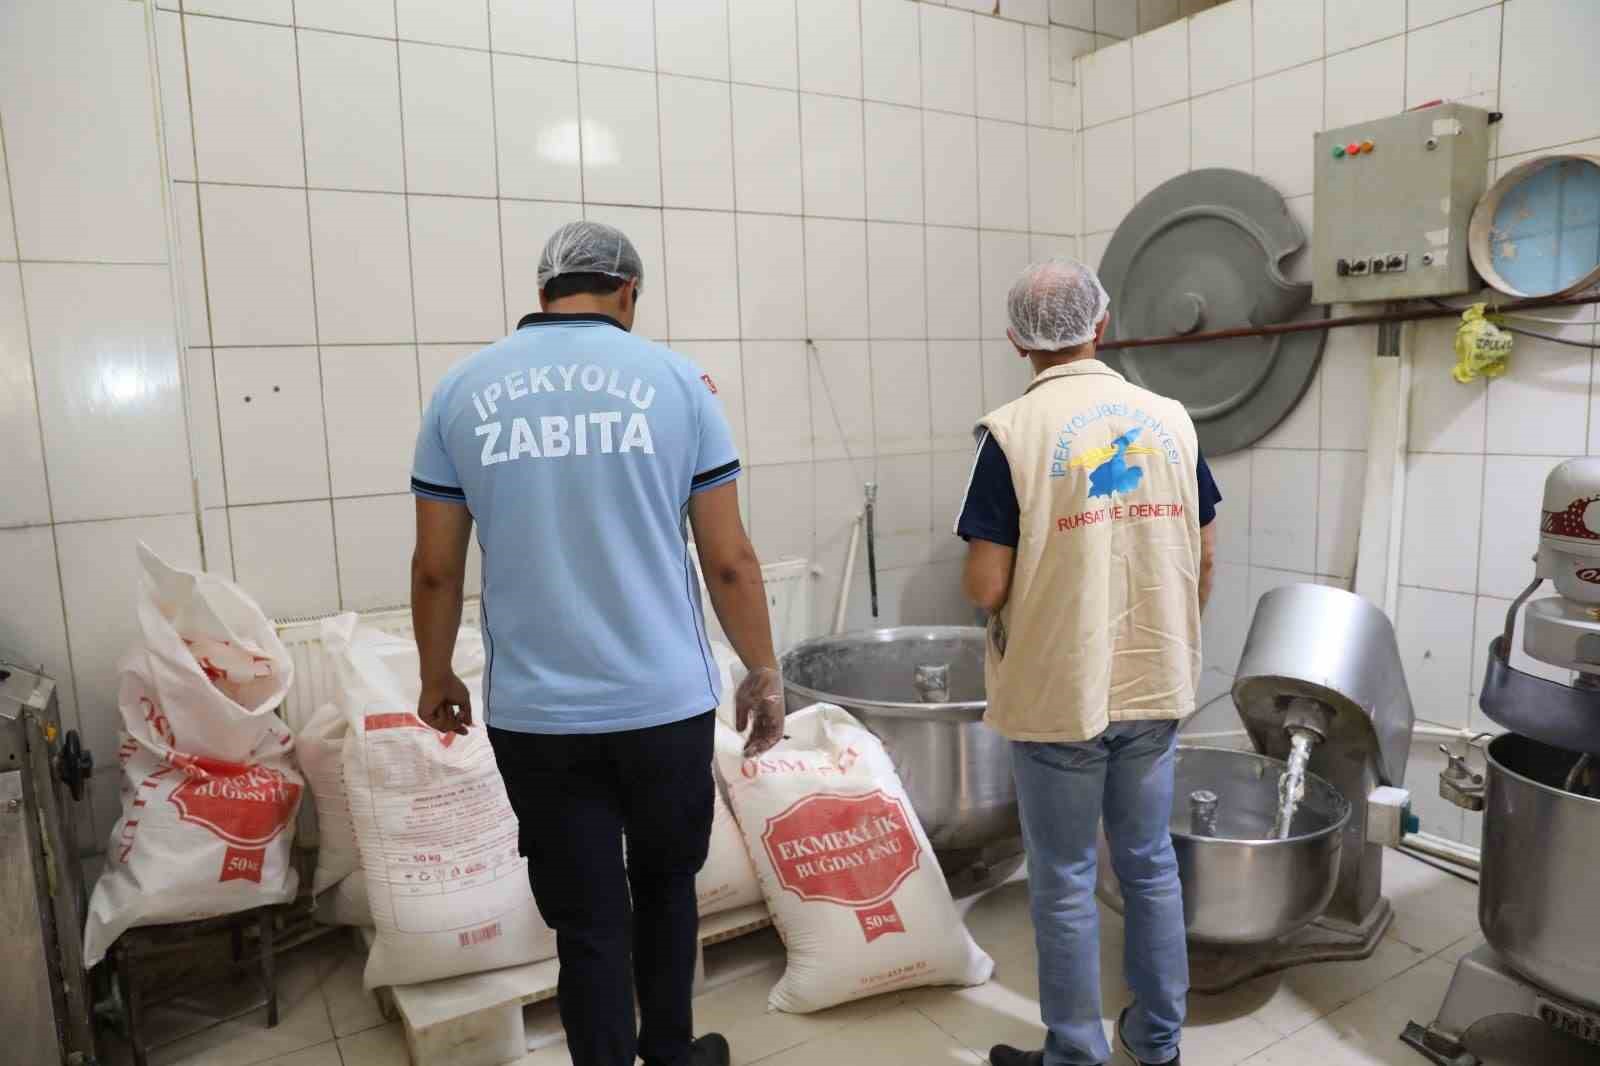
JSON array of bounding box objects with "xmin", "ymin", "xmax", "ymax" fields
[
  {"xmin": 988, "ymin": 1046, "xmax": 1046, "ymax": 1066},
  {"xmin": 1116, "ymin": 1007, "xmax": 1179, "ymax": 1066},
  {"xmin": 690, "ymin": 1032, "xmax": 731, "ymax": 1066}
]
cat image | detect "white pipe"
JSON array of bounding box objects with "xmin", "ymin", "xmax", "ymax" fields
[
  {"xmin": 833, "ymin": 512, "xmax": 864, "ymax": 634},
  {"xmin": 1411, "ymin": 723, "xmax": 1482, "ymax": 742},
  {"xmin": 1382, "ymin": 322, "xmax": 1414, "ymax": 617},
  {"xmin": 1178, "ymin": 729, "xmax": 1249, "ymax": 744},
  {"xmin": 1180, "ymin": 724, "xmax": 1481, "ymax": 744},
  {"xmin": 1401, "ymin": 831, "xmax": 1481, "ymax": 870}
]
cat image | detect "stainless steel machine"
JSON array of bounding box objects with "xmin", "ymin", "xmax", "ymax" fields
[
  {"xmin": 781, "ymin": 627, "xmax": 1021, "ymax": 876},
  {"xmin": 1, "ymin": 660, "xmax": 98, "ymax": 1065},
  {"xmin": 1404, "ymin": 458, "xmax": 1600, "ymax": 1065},
  {"xmin": 1101, "ymin": 584, "xmax": 1417, "ymax": 992}
]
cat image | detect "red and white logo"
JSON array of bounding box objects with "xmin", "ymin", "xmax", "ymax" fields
[
  {"xmin": 1542, "ymin": 497, "xmax": 1600, "ymax": 541},
  {"xmin": 220, "ymin": 845, "xmax": 267, "ymax": 883},
  {"xmin": 760, "ymin": 790, "xmax": 922, "ymax": 910},
  {"xmin": 168, "ymin": 761, "xmax": 301, "ymax": 848},
  {"xmin": 855, "ymin": 899, "xmax": 906, "ymax": 942}
]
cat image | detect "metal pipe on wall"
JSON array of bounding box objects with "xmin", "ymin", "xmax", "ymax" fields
[{"xmin": 1097, "ymin": 291, "xmax": 1600, "ymax": 352}]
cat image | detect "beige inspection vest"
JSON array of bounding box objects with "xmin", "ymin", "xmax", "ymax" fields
[{"xmin": 977, "ymin": 359, "xmax": 1202, "ymax": 743}]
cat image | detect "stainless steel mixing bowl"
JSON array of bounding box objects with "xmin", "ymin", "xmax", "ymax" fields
[
  {"xmin": 1479, "ymin": 732, "xmax": 1600, "ymax": 1010},
  {"xmin": 780, "ymin": 627, "xmax": 1019, "ymax": 857},
  {"xmin": 1097, "ymin": 746, "xmax": 1350, "ymax": 944}
]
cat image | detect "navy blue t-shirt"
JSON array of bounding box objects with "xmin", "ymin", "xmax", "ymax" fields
[{"xmin": 957, "ymin": 431, "xmax": 1221, "ymax": 547}]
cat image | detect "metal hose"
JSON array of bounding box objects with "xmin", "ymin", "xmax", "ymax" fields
[{"xmin": 864, "ymin": 482, "xmax": 879, "ymax": 618}]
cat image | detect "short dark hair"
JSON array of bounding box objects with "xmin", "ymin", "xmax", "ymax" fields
[{"xmin": 541, "ymin": 272, "xmax": 632, "ymax": 302}]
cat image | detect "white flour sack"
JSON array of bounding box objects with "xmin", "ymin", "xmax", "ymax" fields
[
  {"xmin": 717, "ymin": 704, "xmax": 994, "ymax": 1012},
  {"xmin": 697, "ymin": 722, "xmax": 765, "ymax": 918},
  {"xmin": 296, "ymin": 701, "xmax": 369, "ymax": 926},
  {"xmin": 83, "ymin": 546, "xmax": 302, "ymax": 966},
  {"xmin": 322, "ymin": 615, "xmax": 557, "ymax": 988}
]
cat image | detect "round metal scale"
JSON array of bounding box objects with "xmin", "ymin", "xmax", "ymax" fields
[{"xmin": 1098, "ymin": 169, "xmax": 1327, "ymax": 456}]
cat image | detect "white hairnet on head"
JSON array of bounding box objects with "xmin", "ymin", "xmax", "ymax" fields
[
  {"xmin": 536, "ymin": 220, "xmax": 644, "ymax": 290},
  {"xmin": 1006, "ymin": 257, "xmax": 1111, "ymax": 351}
]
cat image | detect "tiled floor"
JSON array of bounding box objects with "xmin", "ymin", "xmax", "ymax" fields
[{"xmin": 112, "ymin": 850, "xmax": 1500, "ymax": 1066}]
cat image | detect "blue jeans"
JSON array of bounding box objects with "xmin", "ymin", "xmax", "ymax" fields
[{"xmin": 1011, "ymin": 721, "xmax": 1187, "ymax": 1065}]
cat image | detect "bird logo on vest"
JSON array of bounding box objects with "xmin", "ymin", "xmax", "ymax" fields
[{"xmin": 1074, "ymin": 427, "xmax": 1160, "ymax": 499}]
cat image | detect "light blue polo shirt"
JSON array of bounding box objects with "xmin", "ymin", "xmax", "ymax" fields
[{"xmin": 411, "ymin": 312, "xmax": 741, "ymax": 734}]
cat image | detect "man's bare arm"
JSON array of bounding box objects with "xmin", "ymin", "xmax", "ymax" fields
[
  {"xmin": 963, "ymin": 539, "xmax": 1016, "ymax": 612},
  {"xmin": 689, "ymin": 481, "xmax": 786, "ymax": 755},
  {"xmin": 689, "ymin": 482, "xmax": 778, "ymax": 674},
  {"xmin": 412, "ymin": 498, "xmax": 474, "ymax": 733},
  {"xmin": 1199, "ymin": 522, "xmax": 1216, "ymax": 614}
]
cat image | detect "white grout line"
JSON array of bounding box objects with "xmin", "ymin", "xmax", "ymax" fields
[
  {"xmin": 287, "ymin": 0, "xmax": 345, "ymax": 612},
  {"xmin": 485, "ymin": 0, "xmax": 510, "ymax": 337},
  {"xmin": 0, "ymin": 102, "xmax": 92, "ymax": 770},
  {"xmin": 391, "ymin": 3, "xmax": 426, "ymax": 424},
  {"xmin": 648, "ymin": 0, "xmax": 671, "ymax": 340}
]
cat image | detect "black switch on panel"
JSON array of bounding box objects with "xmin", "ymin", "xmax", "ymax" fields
[{"xmin": 1336, "ymin": 258, "xmax": 1351, "ymax": 276}]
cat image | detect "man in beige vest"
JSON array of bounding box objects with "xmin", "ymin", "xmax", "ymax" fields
[{"xmin": 958, "ymin": 260, "xmax": 1218, "ymax": 1066}]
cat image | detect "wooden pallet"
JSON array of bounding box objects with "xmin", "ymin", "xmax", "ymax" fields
[{"xmin": 362, "ymin": 904, "xmax": 773, "ymax": 1066}]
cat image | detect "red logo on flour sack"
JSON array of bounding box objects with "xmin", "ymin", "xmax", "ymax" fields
[
  {"xmin": 183, "ymin": 637, "xmax": 276, "ymax": 683},
  {"xmin": 168, "ymin": 760, "xmax": 301, "ymax": 848},
  {"xmin": 761, "ymin": 790, "xmax": 922, "ymax": 912},
  {"xmin": 855, "ymin": 899, "xmax": 906, "ymax": 942},
  {"xmin": 365, "ymin": 711, "xmax": 458, "ymax": 746},
  {"xmin": 220, "ymin": 845, "xmax": 267, "ymax": 883},
  {"xmin": 1578, "ymin": 568, "xmax": 1600, "ymax": 584}
]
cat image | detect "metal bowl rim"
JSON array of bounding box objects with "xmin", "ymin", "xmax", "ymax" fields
[
  {"xmin": 1171, "ymin": 745, "xmax": 1352, "ymax": 847},
  {"xmin": 1485, "ymin": 732, "xmax": 1600, "ymax": 807},
  {"xmin": 781, "ymin": 625, "xmax": 989, "ymax": 718}
]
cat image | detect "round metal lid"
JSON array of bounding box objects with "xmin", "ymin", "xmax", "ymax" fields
[{"xmin": 1098, "ymin": 168, "xmax": 1328, "ymax": 456}]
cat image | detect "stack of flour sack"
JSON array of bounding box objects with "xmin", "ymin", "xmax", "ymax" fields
[
  {"xmin": 303, "ymin": 627, "xmax": 993, "ymax": 1009},
  {"xmin": 85, "ymin": 550, "xmax": 993, "ymax": 1008},
  {"xmin": 299, "ymin": 615, "xmax": 779, "ymax": 991},
  {"xmin": 304, "ymin": 627, "xmax": 994, "ymax": 1008}
]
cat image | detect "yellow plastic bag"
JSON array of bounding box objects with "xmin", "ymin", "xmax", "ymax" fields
[{"xmin": 1452, "ymin": 304, "xmax": 1514, "ymax": 383}]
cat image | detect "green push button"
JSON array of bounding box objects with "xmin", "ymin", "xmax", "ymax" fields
[{"xmin": 1332, "ymin": 145, "xmax": 1346, "ymax": 159}]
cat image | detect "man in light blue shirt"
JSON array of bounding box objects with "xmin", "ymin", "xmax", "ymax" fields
[{"xmin": 409, "ymin": 221, "xmax": 784, "ymax": 1066}]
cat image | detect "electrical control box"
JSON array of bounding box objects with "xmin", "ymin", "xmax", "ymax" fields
[{"xmin": 1312, "ymin": 103, "xmax": 1492, "ymax": 304}]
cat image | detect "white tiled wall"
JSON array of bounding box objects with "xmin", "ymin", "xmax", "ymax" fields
[
  {"xmin": 139, "ymin": 0, "xmax": 1081, "ymax": 647},
  {"xmin": 1083, "ymin": 0, "xmax": 1600, "ymax": 846},
  {"xmin": 0, "ymin": 0, "xmax": 203, "ymax": 842}
]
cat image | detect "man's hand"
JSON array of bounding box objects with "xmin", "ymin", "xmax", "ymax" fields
[
  {"xmin": 419, "ymin": 673, "xmax": 472, "ymax": 735},
  {"xmin": 736, "ymin": 666, "xmax": 785, "ymax": 757}
]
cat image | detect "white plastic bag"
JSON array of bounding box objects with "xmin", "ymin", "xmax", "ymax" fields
[
  {"xmin": 83, "ymin": 546, "xmax": 303, "ymax": 965},
  {"xmin": 123, "ymin": 542, "xmax": 294, "ymax": 760},
  {"xmin": 717, "ymin": 704, "xmax": 994, "ymax": 1012},
  {"xmin": 297, "ymin": 701, "xmax": 369, "ymax": 926},
  {"xmin": 323, "ymin": 615, "xmax": 557, "ymax": 988},
  {"xmin": 712, "ymin": 642, "xmax": 741, "ymax": 729},
  {"xmin": 697, "ymin": 723, "xmax": 764, "ymax": 918}
]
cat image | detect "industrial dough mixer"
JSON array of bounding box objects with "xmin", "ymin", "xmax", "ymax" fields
[
  {"xmin": 1403, "ymin": 458, "xmax": 1600, "ymax": 1065},
  {"xmin": 1100, "ymin": 583, "xmax": 1417, "ymax": 991}
]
